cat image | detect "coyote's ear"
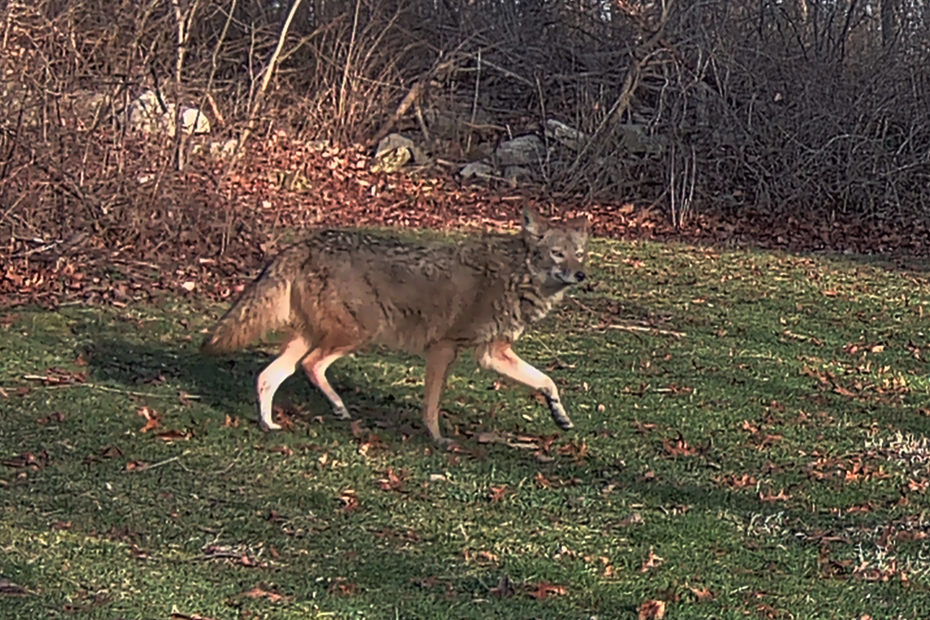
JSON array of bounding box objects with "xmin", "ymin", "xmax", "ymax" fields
[
  {"xmin": 522, "ymin": 206, "xmax": 549, "ymax": 237},
  {"xmin": 567, "ymin": 213, "xmax": 591, "ymax": 234}
]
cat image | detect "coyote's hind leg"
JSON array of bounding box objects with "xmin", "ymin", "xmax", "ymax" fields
[
  {"xmin": 300, "ymin": 343, "xmax": 356, "ymax": 420},
  {"xmin": 257, "ymin": 335, "xmax": 312, "ymax": 430}
]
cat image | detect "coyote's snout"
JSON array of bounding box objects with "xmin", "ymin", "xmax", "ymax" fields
[
  {"xmin": 202, "ymin": 207, "xmax": 589, "ymax": 445},
  {"xmin": 551, "ymin": 257, "xmax": 586, "ymax": 285}
]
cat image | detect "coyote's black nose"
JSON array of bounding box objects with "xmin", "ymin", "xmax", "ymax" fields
[{"xmin": 575, "ymin": 271, "xmax": 586, "ymax": 282}]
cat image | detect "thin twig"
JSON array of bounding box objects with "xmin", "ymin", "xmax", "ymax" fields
[
  {"xmin": 16, "ymin": 377, "xmax": 202, "ymax": 399},
  {"xmin": 338, "ymin": 0, "xmax": 362, "ymax": 124},
  {"xmin": 234, "ymin": 0, "xmax": 305, "ymax": 162},
  {"xmin": 568, "ymin": 295, "xmax": 597, "ymax": 315},
  {"xmin": 128, "ymin": 452, "xmax": 241, "ymax": 477},
  {"xmin": 467, "ymin": 48, "xmax": 481, "ymax": 153},
  {"xmin": 604, "ymin": 324, "xmax": 686, "ymax": 338},
  {"xmin": 125, "ymin": 455, "xmax": 181, "ymax": 473},
  {"xmin": 178, "ymin": 454, "xmax": 240, "ymax": 476},
  {"xmin": 563, "ymin": 1, "xmax": 672, "ymax": 188},
  {"xmin": 371, "ymin": 50, "xmax": 465, "ymax": 146}
]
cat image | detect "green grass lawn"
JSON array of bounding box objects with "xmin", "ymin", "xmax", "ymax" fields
[{"xmin": 3, "ymin": 238, "xmax": 930, "ymax": 619}]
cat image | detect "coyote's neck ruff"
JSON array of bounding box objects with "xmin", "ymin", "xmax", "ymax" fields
[{"xmin": 202, "ymin": 207, "xmax": 589, "ymax": 445}]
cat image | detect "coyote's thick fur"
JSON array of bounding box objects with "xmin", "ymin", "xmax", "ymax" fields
[{"xmin": 202, "ymin": 207, "xmax": 589, "ymax": 444}]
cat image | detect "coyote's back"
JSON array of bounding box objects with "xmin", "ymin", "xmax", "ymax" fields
[{"xmin": 202, "ymin": 207, "xmax": 589, "ymax": 444}]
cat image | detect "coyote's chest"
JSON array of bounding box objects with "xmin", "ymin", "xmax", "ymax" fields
[
  {"xmin": 483, "ymin": 274, "xmax": 566, "ymax": 343},
  {"xmin": 517, "ymin": 278, "xmax": 564, "ymax": 325}
]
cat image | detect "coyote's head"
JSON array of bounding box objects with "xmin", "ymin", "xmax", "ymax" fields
[{"xmin": 522, "ymin": 207, "xmax": 589, "ymax": 289}]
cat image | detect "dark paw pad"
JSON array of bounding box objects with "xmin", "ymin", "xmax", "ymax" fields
[{"xmin": 548, "ymin": 402, "xmax": 574, "ymax": 430}]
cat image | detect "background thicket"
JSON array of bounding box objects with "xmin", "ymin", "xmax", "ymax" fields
[{"xmin": 2, "ymin": 0, "xmax": 930, "ymax": 259}]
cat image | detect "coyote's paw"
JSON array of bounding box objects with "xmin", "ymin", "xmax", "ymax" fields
[
  {"xmin": 433, "ymin": 436, "xmax": 458, "ymax": 450},
  {"xmin": 548, "ymin": 401, "xmax": 574, "ymax": 431},
  {"xmin": 332, "ymin": 404, "xmax": 352, "ymax": 420},
  {"xmin": 261, "ymin": 419, "xmax": 283, "ymax": 431}
]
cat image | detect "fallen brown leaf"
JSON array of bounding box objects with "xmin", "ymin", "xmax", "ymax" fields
[
  {"xmin": 339, "ymin": 489, "xmax": 359, "ymax": 512},
  {"xmin": 2, "ymin": 451, "xmax": 48, "ymax": 468},
  {"xmin": 413, "ymin": 576, "xmax": 442, "ymax": 589},
  {"xmin": 488, "ymin": 485, "xmax": 509, "ymax": 502},
  {"xmin": 663, "ymin": 432, "xmax": 697, "ymax": 457},
  {"xmin": 240, "ymin": 586, "xmax": 289, "ymax": 602},
  {"xmin": 688, "ymin": 585, "xmax": 715, "ymax": 600},
  {"xmin": 100, "ymin": 446, "xmax": 122, "ymax": 458},
  {"xmin": 719, "ymin": 473, "xmax": 757, "ymax": 489},
  {"xmin": 270, "ymin": 408, "xmax": 295, "ymax": 431},
  {"xmin": 759, "ymin": 489, "xmax": 790, "ymax": 502},
  {"xmin": 377, "ymin": 468, "xmax": 405, "ymax": 492},
  {"xmin": 328, "ymin": 578, "xmax": 357, "ymax": 595},
  {"xmin": 129, "ymin": 544, "xmax": 149, "ymax": 560},
  {"xmin": 37, "ymin": 411, "xmax": 64, "ymax": 425},
  {"xmin": 618, "ymin": 512, "xmax": 644, "ymax": 527},
  {"xmin": 525, "ymin": 581, "xmax": 566, "ymax": 599},
  {"xmin": 489, "ymin": 574, "xmax": 514, "ymax": 598},
  {"xmin": 475, "ymin": 550, "xmax": 499, "ymax": 563},
  {"xmin": 845, "ymin": 502, "xmax": 875, "ymax": 514},
  {"xmin": 640, "ymin": 548, "xmax": 663, "ymax": 572},
  {"xmin": 557, "ymin": 439, "xmax": 588, "ymax": 461},
  {"xmin": 137, "ymin": 406, "xmax": 160, "ymax": 433},
  {"xmin": 637, "ymin": 598, "xmax": 667, "ymax": 619},
  {"xmin": 833, "ymin": 384, "xmax": 856, "ymax": 397}
]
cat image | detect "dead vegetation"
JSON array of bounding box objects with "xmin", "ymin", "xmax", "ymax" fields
[{"xmin": 2, "ymin": 0, "xmax": 930, "ymax": 304}]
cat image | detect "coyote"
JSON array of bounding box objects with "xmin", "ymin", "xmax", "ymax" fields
[{"xmin": 201, "ymin": 207, "xmax": 589, "ymax": 445}]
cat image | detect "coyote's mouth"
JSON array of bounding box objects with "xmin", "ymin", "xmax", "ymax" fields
[{"xmin": 554, "ymin": 269, "xmax": 586, "ymax": 285}]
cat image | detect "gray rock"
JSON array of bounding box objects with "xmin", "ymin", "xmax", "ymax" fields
[
  {"xmin": 544, "ymin": 119, "xmax": 587, "ymax": 151},
  {"xmin": 496, "ymin": 134, "xmax": 546, "ymax": 166}
]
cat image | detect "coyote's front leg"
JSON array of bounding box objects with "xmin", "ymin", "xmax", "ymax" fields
[
  {"xmin": 476, "ymin": 340, "xmax": 574, "ymax": 430},
  {"xmin": 422, "ymin": 341, "xmax": 459, "ymax": 446}
]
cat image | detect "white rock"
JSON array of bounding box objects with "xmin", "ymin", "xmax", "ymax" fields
[{"xmin": 460, "ymin": 162, "xmax": 494, "ymax": 179}]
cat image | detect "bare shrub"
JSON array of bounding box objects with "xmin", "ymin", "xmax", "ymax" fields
[{"xmin": 2, "ymin": 0, "xmax": 930, "ymax": 258}]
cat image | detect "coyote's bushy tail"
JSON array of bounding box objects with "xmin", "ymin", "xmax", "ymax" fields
[{"xmin": 201, "ymin": 262, "xmax": 293, "ymax": 355}]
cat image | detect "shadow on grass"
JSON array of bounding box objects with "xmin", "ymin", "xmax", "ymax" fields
[
  {"xmin": 79, "ymin": 336, "xmax": 421, "ymax": 430},
  {"xmin": 72, "ymin": 332, "xmax": 930, "ymax": 545}
]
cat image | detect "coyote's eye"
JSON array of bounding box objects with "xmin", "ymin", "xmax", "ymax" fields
[
  {"xmin": 575, "ymin": 250, "xmax": 585, "ymax": 260},
  {"xmin": 551, "ymin": 249, "xmax": 565, "ymax": 260}
]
